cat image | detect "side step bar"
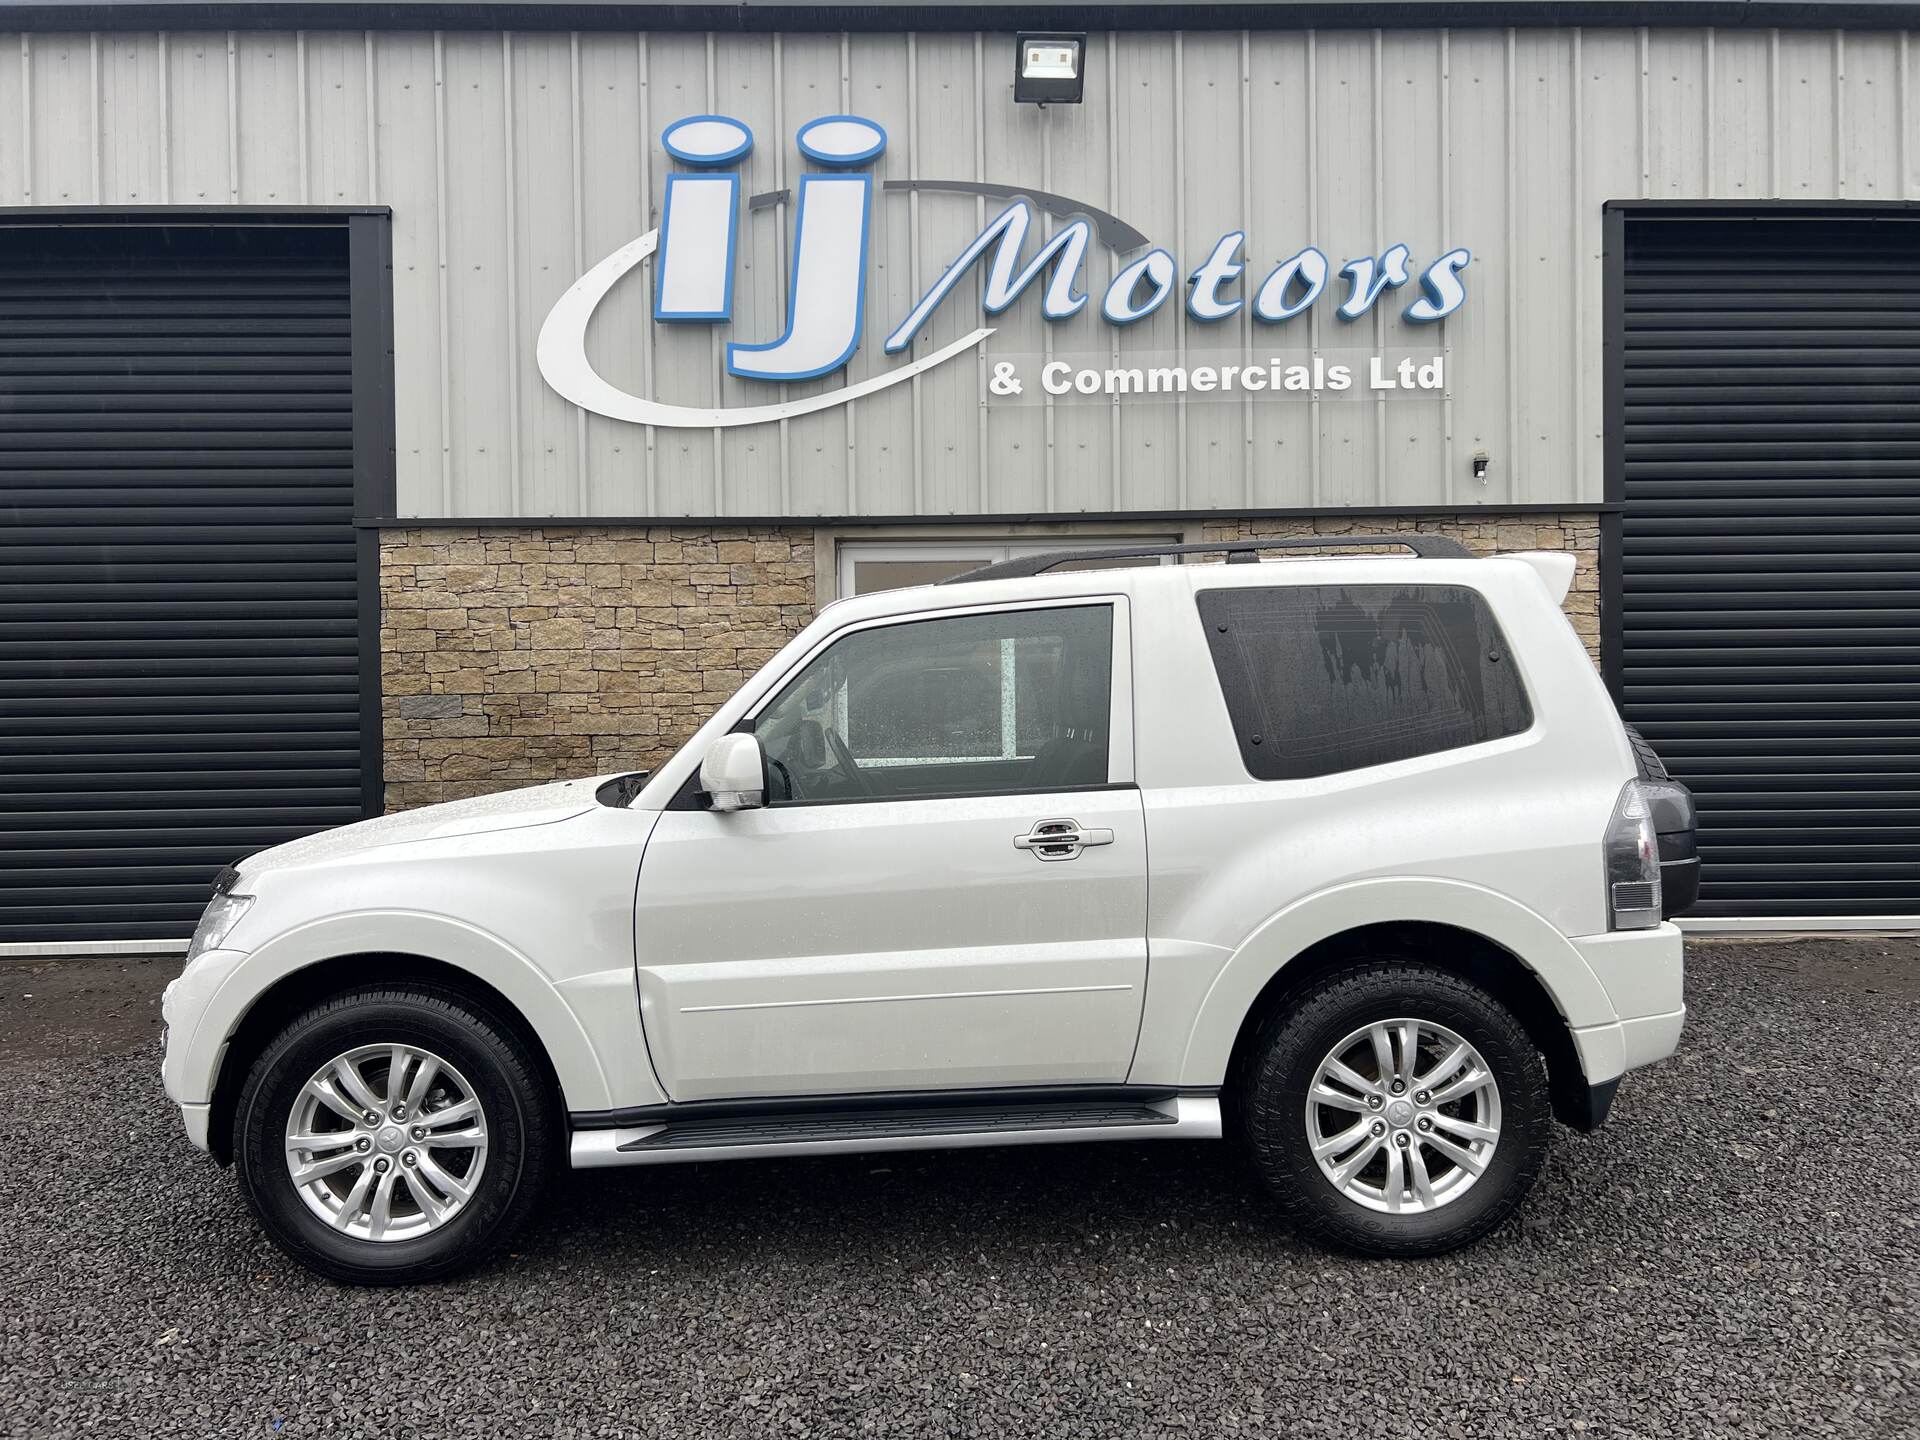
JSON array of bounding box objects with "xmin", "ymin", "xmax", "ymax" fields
[{"xmin": 571, "ymin": 1093, "xmax": 1222, "ymax": 1169}]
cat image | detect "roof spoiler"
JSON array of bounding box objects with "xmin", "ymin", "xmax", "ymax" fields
[
  {"xmin": 1509, "ymin": 551, "xmax": 1577, "ymax": 603},
  {"xmin": 942, "ymin": 533, "xmax": 1475, "ymax": 584}
]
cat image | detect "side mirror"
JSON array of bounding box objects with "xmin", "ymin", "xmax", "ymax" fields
[{"xmin": 699, "ymin": 733, "xmax": 766, "ymax": 812}]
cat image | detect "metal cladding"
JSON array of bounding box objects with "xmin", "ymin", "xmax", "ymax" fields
[{"xmin": 0, "ymin": 27, "xmax": 1908, "ymax": 520}]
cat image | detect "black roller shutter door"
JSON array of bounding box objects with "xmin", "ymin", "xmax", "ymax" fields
[
  {"xmin": 0, "ymin": 222, "xmax": 377, "ymax": 943},
  {"xmin": 1615, "ymin": 210, "xmax": 1920, "ymax": 919}
]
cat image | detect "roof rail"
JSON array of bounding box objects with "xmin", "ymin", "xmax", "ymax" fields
[{"xmin": 939, "ymin": 533, "xmax": 1475, "ymax": 585}]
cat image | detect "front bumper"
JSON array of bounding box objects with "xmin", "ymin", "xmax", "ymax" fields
[
  {"xmin": 177, "ymin": 1101, "xmax": 213, "ymax": 1151},
  {"xmin": 161, "ymin": 952, "xmax": 247, "ymax": 1154}
]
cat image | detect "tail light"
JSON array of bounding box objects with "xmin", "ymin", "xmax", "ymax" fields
[{"xmin": 1605, "ymin": 779, "xmax": 1663, "ymax": 930}]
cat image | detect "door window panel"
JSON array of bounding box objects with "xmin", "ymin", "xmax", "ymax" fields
[{"xmin": 755, "ymin": 606, "xmax": 1114, "ymax": 802}]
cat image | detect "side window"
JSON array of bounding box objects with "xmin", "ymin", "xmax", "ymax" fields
[
  {"xmin": 1197, "ymin": 584, "xmax": 1532, "ymax": 780},
  {"xmin": 754, "ymin": 605, "xmax": 1114, "ymax": 803}
]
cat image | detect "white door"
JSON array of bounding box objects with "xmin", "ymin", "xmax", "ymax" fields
[{"xmin": 633, "ymin": 599, "xmax": 1146, "ymax": 1102}]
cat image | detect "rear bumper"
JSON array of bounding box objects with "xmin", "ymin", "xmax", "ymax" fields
[
  {"xmin": 1570, "ymin": 1000, "xmax": 1686, "ymax": 1078},
  {"xmin": 1558, "ymin": 1008, "xmax": 1683, "ymax": 1131},
  {"xmin": 1660, "ymin": 854, "xmax": 1701, "ymax": 919},
  {"xmin": 1562, "ymin": 924, "xmax": 1685, "ymax": 1116},
  {"xmin": 1641, "ymin": 778, "xmax": 1700, "ymax": 919}
]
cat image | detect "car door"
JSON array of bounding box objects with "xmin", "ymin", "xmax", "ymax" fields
[{"xmin": 633, "ymin": 597, "xmax": 1147, "ymax": 1102}]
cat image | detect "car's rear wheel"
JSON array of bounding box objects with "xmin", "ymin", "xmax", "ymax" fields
[
  {"xmin": 1239, "ymin": 960, "xmax": 1550, "ymax": 1257},
  {"xmin": 233, "ymin": 984, "xmax": 555, "ymax": 1285}
]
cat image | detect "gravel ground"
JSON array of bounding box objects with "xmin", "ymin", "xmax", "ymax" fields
[{"xmin": 0, "ymin": 939, "xmax": 1914, "ymax": 1439}]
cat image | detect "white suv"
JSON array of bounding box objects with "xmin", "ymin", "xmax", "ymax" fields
[{"xmin": 162, "ymin": 536, "xmax": 1692, "ymax": 1284}]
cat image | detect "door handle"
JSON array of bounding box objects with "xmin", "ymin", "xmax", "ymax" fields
[{"xmin": 1014, "ymin": 818, "xmax": 1115, "ymax": 862}]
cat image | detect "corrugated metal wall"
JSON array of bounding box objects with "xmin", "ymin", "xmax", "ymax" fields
[{"xmin": 0, "ymin": 26, "xmax": 1912, "ymax": 520}]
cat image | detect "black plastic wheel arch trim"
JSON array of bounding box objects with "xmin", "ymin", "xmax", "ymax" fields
[{"xmin": 1557, "ymin": 1077, "xmax": 1621, "ymax": 1133}]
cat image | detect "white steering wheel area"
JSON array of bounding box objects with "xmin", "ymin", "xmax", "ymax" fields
[{"xmin": 536, "ymin": 228, "xmax": 995, "ymax": 429}]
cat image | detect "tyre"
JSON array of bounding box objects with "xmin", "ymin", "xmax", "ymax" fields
[
  {"xmin": 1238, "ymin": 960, "xmax": 1550, "ymax": 1257},
  {"xmin": 233, "ymin": 984, "xmax": 556, "ymax": 1285},
  {"xmin": 1624, "ymin": 724, "xmax": 1670, "ymax": 781}
]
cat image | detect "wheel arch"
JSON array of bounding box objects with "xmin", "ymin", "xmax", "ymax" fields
[
  {"xmin": 203, "ymin": 951, "xmax": 574, "ymax": 1166},
  {"xmin": 1171, "ymin": 878, "xmax": 1618, "ymax": 1131},
  {"xmin": 1218, "ymin": 920, "xmax": 1594, "ymax": 1132},
  {"xmin": 186, "ymin": 910, "xmax": 635, "ymax": 1164}
]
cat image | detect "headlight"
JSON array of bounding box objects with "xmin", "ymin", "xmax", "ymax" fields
[{"xmin": 187, "ymin": 891, "xmax": 254, "ymax": 962}]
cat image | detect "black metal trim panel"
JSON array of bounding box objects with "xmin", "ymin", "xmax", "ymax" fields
[
  {"xmin": 346, "ymin": 213, "xmax": 396, "ymax": 824},
  {"xmin": 0, "ymin": 206, "xmax": 392, "ymax": 221},
  {"xmin": 1606, "ymin": 200, "xmax": 1920, "ymax": 217},
  {"xmin": 1604, "ymin": 204, "xmax": 1920, "ymax": 919}
]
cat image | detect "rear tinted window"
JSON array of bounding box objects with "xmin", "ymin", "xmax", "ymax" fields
[{"xmin": 1196, "ymin": 584, "xmax": 1532, "ymax": 780}]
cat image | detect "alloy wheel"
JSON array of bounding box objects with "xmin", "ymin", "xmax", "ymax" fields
[
  {"xmin": 283, "ymin": 1043, "xmax": 490, "ymax": 1242},
  {"xmin": 1304, "ymin": 1018, "xmax": 1502, "ymax": 1214}
]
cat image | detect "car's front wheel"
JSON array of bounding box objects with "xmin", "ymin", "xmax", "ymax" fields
[
  {"xmin": 1239, "ymin": 960, "xmax": 1551, "ymax": 1257},
  {"xmin": 233, "ymin": 984, "xmax": 555, "ymax": 1285}
]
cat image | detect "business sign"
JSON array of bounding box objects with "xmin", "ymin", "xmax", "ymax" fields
[
  {"xmin": 984, "ymin": 352, "xmax": 1450, "ymax": 402},
  {"xmin": 537, "ymin": 114, "xmax": 1471, "ymax": 429}
]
